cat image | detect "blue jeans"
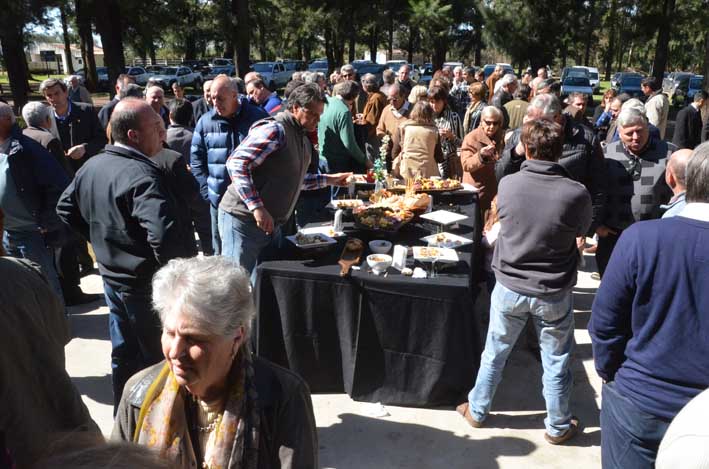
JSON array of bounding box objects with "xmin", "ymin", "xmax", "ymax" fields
[
  {"xmin": 600, "ymin": 381, "xmax": 671, "ymax": 468},
  {"xmin": 3, "ymin": 229, "xmax": 64, "ymax": 305},
  {"xmin": 218, "ymin": 208, "xmax": 280, "ymax": 282},
  {"xmin": 210, "ymin": 204, "xmax": 222, "ymax": 256},
  {"xmin": 103, "ymin": 282, "xmax": 163, "ymax": 412},
  {"xmin": 468, "ymin": 282, "xmax": 575, "ymax": 437}
]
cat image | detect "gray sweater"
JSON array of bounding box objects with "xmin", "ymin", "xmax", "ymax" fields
[{"xmin": 493, "ymin": 159, "xmax": 592, "ymax": 297}]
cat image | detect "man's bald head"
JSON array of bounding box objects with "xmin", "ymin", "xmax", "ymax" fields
[
  {"xmin": 666, "ymin": 149, "xmax": 694, "ymax": 193},
  {"xmin": 243, "ymin": 72, "xmax": 264, "ymax": 84},
  {"xmin": 211, "ymin": 75, "xmax": 239, "ymax": 117},
  {"xmin": 111, "ymin": 98, "xmax": 165, "ymax": 157}
]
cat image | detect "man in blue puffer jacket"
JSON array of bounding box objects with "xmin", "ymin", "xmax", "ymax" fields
[{"xmin": 190, "ymin": 74, "xmax": 268, "ymax": 254}]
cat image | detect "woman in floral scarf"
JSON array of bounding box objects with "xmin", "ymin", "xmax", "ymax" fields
[
  {"xmin": 427, "ymin": 85, "xmax": 464, "ymax": 179},
  {"xmin": 113, "ymin": 256, "xmax": 318, "ymax": 469}
]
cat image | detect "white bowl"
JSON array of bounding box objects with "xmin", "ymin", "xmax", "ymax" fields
[
  {"xmin": 367, "ymin": 254, "xmax": 392, "ymax": 275},
  {"xmin": 369, "ymin": 239, "xmax": 392, "ymax": 254}
]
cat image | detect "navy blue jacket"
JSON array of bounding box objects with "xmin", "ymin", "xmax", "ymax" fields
[
  {"xmin": 189, "ymin": 97, "xmax": 268, "ymax": 207},
  {"xmin": 5, "ymin": 126, "xmax": 70, "ymax": 244},
  {"xmin": 590, "ymin": 215, "xmax": 709, "ymax": 420}
]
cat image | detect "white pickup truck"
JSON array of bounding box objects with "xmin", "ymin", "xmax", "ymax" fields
[
  {"xmin": 251, "ymin": 62, "xmax": 291, "ymax": 90},
  {"xmin": 150, "ymin": 66, "xmax": 203, "ymax": 90}
]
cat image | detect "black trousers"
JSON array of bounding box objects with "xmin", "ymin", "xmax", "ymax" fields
[
  {"xmin": 595, "ymin": 230, "xmax": 622, "ymax": 278},
  {"xmin": 57, "ymin": 239, "xmax": 82, "ymax": 298},
  {"xmin": 191, "ymin": 197, "xmax": 214, "ymax": 255}
]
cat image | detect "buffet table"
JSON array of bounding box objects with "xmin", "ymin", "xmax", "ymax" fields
[{"xmin": 254, "ymin": 191, "xmax": 486, "ymax": 407}]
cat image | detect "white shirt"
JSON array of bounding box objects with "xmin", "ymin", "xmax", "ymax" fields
[{"xmin": 679, "ymin": 203, "xmax": 709, "ymax": 222}]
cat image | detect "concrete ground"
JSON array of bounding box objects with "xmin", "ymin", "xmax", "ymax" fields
[{"xmin": 66, "ymin": 252, "xmax": 603, "ymax": 468}]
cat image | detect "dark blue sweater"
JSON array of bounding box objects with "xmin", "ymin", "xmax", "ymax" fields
[{"xmin": 590, "ymin": 215, "xmax": 709, "ymax": 420}]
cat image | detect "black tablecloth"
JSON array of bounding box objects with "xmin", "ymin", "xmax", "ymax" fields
[{"xmin": 254, "ymin": 192, "xmax": 485, "ymax": 406}]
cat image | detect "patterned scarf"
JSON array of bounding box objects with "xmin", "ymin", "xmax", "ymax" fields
[{"xmin": 134, "ymin": 351, "xmax": 260, "ymax": 469}]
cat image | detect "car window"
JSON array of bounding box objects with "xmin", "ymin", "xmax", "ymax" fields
[
  {"xmin": 623, "ymin": 76, "xmax": 642, "ymax": 86},
  {"xmin": 163, "ymin": 67, "xmax": 177, "ymax": 75},
  {"xmin": 565, "ymin": 77, "xmax": 590, "ymax": 86},
  {"xmin": 689, "ymin": 77, "xmax": 704, "ymax": 88},
  {"xmin": 253, "ymin": 63, "xmax": 272, "ymax": 73}
]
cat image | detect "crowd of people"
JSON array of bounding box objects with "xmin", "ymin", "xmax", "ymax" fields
[{"xmin": 1, "ymin": 59, "xmax": 708, "ymax": 469}]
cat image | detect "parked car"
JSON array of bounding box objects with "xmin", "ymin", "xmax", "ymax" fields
[
  {"xmin": 419, "ymin": 63, "xmax": 434, "ymax": 86},
  {"xmin": 686, "ymin": 75, "xmax": 705, "ymax": 101},
  {"xmin": 181, "ymin": 60, "xmax": 209, "ymax": 72},
  {"xmin": 352, "ymin": 61, "xmax": 388, "ymax": 85},
  {"xmin": 561, "ymin": 76, "xmax": 594, "ymax": 97},
  {"xmin": 308, "ymin": 60, "xmax": 329, "ymax": 75},
  {"xmin": 203, "ymin": 65, "xmax": 236, "ymax": 80},
  {"xmin": 210, "ymin": 58, "xmax": 233, "ymax": 68},
  {"xmin": 385, "ymin": 60, "xmax": 420, "ymax": 82},
  {"xmin": 615, "ymin": 73, "xmax": 645, "ymax": 98},
  {"xmin": 560, "ymin": 66, "xmax": 590, "ymax": 83},
  {"xmin": 75, "ymin": 67, "xmax": 109, "ymax": 90},
  {"xmin": 483, "ymin": 63, "xmax": 515, "ymax": 80},
  {"xmin": 280, "ymin": 59, "xmax": 307, "ymax": 79},
  {"xmin": 145, "ymin": 65, "xmax": 165, "ymax": 76},
  {"xmin": 575, "ymin": 66, "xmax": 600, "ymax": 93},
  {"xmin": 149, "ymin": 66, "xmax": 203, "ymax": 90},
  {"xmin": 666, "ymin": 72, "xmax": 694, "ymax": 106},
  {"xmin": 252, "ymin": 61, "xmax": 291, "ymax": 90},
  {"xmin": 124, "ymin": 66, "xmax": 149, "ymax": 86}
]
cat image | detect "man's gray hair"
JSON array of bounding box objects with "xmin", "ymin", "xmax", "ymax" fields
[
  {"xmin": 39, "ymin": 78, "xmax": 67, "ymax": 93},
  {"xmin": 340, "ymin": 64, "xmax": 355, "ymax": 74},
  {"xmin": 481, "ymin": 105, "xmax": 503, "ymax": 120},
  {"xmin": 231, "ymin": 76, "xmax": 245, "ymax": 94},
  {"xmin": 109, "ymin": 98, "xmax": 144, "ymax": 145},
  {"xmin": 332, "ymin": 80, "xmax": 360, "ymax": 101},
  {"xmin": 388, "ymin": 83, "xmax": 404, "ymax": 98},
  {"xmin": 0, "ymin": 102, "xmax": 16, "ymax": 124},
  {"xmin": 152, "ymin": 256, "xmax": 255, "ymax": 339},
  {"xmin": 287, "ymin": 83, "xmax": 326, "ymax": 111},
  {"xmin": 21, "ymin": 101, "xmax": 51, "ymax": 128},
  {"xmin": 621, "ymin": 98, "xmax": 646, "ymax": 116},
  {"xmin": 686, "ymin": 142, "xmax": 709, "ymax": 203},
  {"xmin": 499, "ymin": 73, "xmax": 517, "ymax": 89},
  {"xmin": 301, "ymin": 71, "xmax": 317, "ymax": 84},
  {"xmin": 527, "ymin": 93, "xmax": 562, "ymax": 120},
  {"xmin": 119, "ymin": 83, "xmax": 144, "ymax": 99},
  {"xmin": 617, "ymin": 107, "xmax": 648, "ymax": 128}
]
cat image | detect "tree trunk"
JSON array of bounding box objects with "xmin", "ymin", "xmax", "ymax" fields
[
  {"xmin": 369, "ymin": 25, "xmax": 377, "ymax": 63},
  {"xmin": 603, "ymin": 0, "xmax": 616, "ymax": 80},
  {"xmin": 233, "ymin": 0, "xmax": 250, "ymax": 78},
  {"xmin": 583, "ymin": 0, "xmax": 597, "ymax": 66},
  {"xmin": 0, "ymin": 21, "xmax": 30, "ymax": 112},
  {"xmin": 76, "ymin": 0, "xmax": 98, "ymax": 91},
  {"xmin": 432, "ymin": 35, "xmax": 447, "ymax": 72},
  {"xmin": 94, "ymin": 0, "xmax": 125, "ymax": 95},
  {"xmin": 703, "ymin": 32, "xmax": 709, "ymax": 92},
  {"xmin": 407, "ymin": 26, "xmax": 416, "ymax": 64},
  {"xmin": 324, "ymin": 27, "xmax": 334, "ymax": 73},
  {"xmin": 60, "ymin": 3, "xmax": 75, "ymax": 74},
  {"xmin": 651, "ymin": 0, "xmax": 676, "ymax": 83},
  {"xmin": 387, "ymin": 10, "xmax": 394, "ymax": 60},
  {"xmin": 149, "ymin": 41, "xmax": 157, "ymax": 64},
  {"xmin": 348, "ymin": 23, "xmax": 356, "ymax": 63}
]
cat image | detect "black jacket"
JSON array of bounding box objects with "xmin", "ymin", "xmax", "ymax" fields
[
  {"xmin": 54, "ymin": 100, "xmax": 107, "ymax": 173},
  {"xmin": 192, "ymin": 97, "xmax": 211, "ymax": 126},
  {"xmin": 496, "ymin": 118, "xmax": 607, "ymax": 233},
  {"xmin": 702, "ymin": 111, "xmax": 709, "ymax": 143},
  {"xmin": 4, "ymin": 126, "xmax": 70, "ymax": 245},
  {"xmin": 56, "ymin": 145, "xmax": 193, "ymax": 291},
  {"xmin": 672, "ymin": 104, "xmax": 703, "ymax": 150},
  {"xmin": 97, "ymin": 98, "xmax": 119, "ymax": 131},
  {"xmin": 22, "ymin": 126, "xmax": 74, "ymax": 176},
  {"xmin": 491, "ymin": 89, "xmax": 512, "ymax": 129},
  {"xmin": 165, "ymin": 124, "xmax": 193, "ymax": 166}
]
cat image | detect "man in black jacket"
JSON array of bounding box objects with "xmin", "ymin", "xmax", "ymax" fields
[
  {"xmin": 98, "ymin": 73, "xmax": 137, "ymax": 131},
  {"xmin": 672, "ymin": 91, "xmax": 706, "ymax": 150},
  {"xmin": 57, "ymin": 98, "xmax": 194, "ymax": 410}
]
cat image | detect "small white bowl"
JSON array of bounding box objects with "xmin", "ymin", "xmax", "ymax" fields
[
  {"xmin": 367, "ymin": 254, "xmax": 392, "ymax": 275},
  {"xmin": 369, "ymin": 239, "xmax": 392, "ymax": 254}
]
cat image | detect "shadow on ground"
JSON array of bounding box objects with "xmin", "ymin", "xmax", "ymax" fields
[
  {"xmin": 318, "ymin": 412, "xmax": 536, "ymax": 468},
  {"xmin": 69, "ymin": 312, "xmax": 109, "ymax": 341},
  {"xmin": 72, "ymin": 373, "xmax": 113, "ymax": 406}
]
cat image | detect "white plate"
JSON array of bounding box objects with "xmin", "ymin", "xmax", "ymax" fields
[
  {"xmin": 419, "ymin": 210, "xmax": 469, "ymax": 225},
  {"xmin": 299, "ymin": 225, "xmax": 345, "ymax": 238},
  {"xmin": 460, "ymin": 182, "xmax": 479, "ymax": 192},
  {"xmin": 328, "ymin": 199, "xmax": 364, "ymax": 210},
  {"xmin": 412, "ymin": 246, "xmax": 459, "ymax": 263},
  {"xmin": 420, "ymin": 232, "xmax": 473, "ymax": 249},
  {"xmin": 286, "ymin": 232, "xmax": 338, "ymax": 249}
]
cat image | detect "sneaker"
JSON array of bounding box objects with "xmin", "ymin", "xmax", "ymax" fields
[
  {"xmin": 544, "ymin": 417, "xmax": 580, "ymax": 445},
  {"xmin": 456, "ymin": 402, "xmax": 483, "ymax": 428}
]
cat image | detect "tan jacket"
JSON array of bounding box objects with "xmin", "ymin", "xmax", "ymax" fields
[
  {"xmin": 645, "ymin": 92, "xmax": 669, "ymax": 139},
  {"xmin": 376, "ymin": 103, "xmax": 410, "ymax": 138},
  {"xmin": 393, "ymin": 122, "xmax": 442, "ymax": 179}
]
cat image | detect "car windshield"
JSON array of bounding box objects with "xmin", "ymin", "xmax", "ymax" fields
[
  {"xmin": 689, "ymin": 77, "xmax": 704, "ymax": 88},
  {"xmin": 590, "ymin": 72, "xmax": 599, "ymax": 80},
  {"xmin": 309, "ymin": 61, "xmax": 327, "ymax": 69},
  {"xmin": 623, "ymin": 76, "xmax": 642, "ymax": 86},
  {"xmin": 565, "ymin": 77, "xmax": 590, "ymax": 86},
  {"xmin": 162, "ymin": 67, "xmax": 177, "ymax": 75},
  {"xmin": 387, "ymin": 63, "xmax": 406, "ymax": 71},
  {"xmin": 253, "ymin": 63, "xmax": 273, "ymax": 72}
]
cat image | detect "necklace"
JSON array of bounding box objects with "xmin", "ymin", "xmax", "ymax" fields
[{"xmin": 196, "ymin": 417, "xmax": 219, "ymax": 433}]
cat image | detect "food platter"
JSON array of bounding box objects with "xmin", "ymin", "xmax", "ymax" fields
[
  {"xmin": 391, "ymin": 178, "xmax": 463, "ymax": 193},
  {"xmin": 328, "ymin": 199, "xmax": 364, "ymax": 210},
  {"xmin": 286, "ymin": 232, "xmax": 338, "ymax": 249},
  {"xmin": 353, "ymin": 206, "xmax": 414, "ymax": 232},
  {"xmin": 298, "ymin": 225, "xmax": 345, "ymax": 238},
  {"xmin": 420, "ymin": 232, "xmax": 473, "ymax": 249},
  {"xmin": 412, "ymin": 246, "xmax": 459, "ymax": 263}
]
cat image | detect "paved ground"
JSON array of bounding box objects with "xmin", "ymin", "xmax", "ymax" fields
[{"xmin": 66, "ymin": 252, "xmax": 603, "ymax": 468}]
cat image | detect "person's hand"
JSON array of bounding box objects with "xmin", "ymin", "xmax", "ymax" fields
[
  {"xmin": 514, "ymin": 141, "xmax": 525, "ymax": 157},
  {"xmin": 67, "ymin": 144, "xmax": 86, "ymax": 160},
  {"xmin": 480, "ymin": 143, "xmax": 496, "ymax": 162},
  {"xmin": 326, "ymin": 172, "xmax": 353, "ymax": 187},
  {"xmin": 596, "ymin": 225, "xmax": 617, "ymax": 238},
  {"xmin": 439, "ymin": 128, "xmax": 453, "ymax": 141},
  {"xmin": 604, "ymin": 99, "xmax": 612, "ymax": 113},
  {"xmin": 253, "ymin": 207, "xmax": 274, "ymax": 235},
  {"xmin": 576, "ymin": 236, "xmax": 585, "ymax": 249}
]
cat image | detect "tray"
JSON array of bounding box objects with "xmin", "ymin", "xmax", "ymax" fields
[
  {"xmin": 419, "ymin": 210, "xmax": 469, "ymax": 225},
  {"xmin": 420, "ymin": 232, "xmax": 473, "ymax": 249},
  {"xmin": 412, "ymin": 246, "xmax": 459, "ymax": 263},
  {"xmin": 286, "ymin": 232, "xmax": 338, "ymax": 249},
  {"xmin": 299, "ymin": 225, "xmax": 346, "ymax": 238}
]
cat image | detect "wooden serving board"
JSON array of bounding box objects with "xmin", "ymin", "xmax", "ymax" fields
[{"xmin": 338, "ymin": 238, "xmax": 364, "ymax": 277}]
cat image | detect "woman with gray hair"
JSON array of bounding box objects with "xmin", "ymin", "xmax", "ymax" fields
[
  {"xmin": 113, "ymin": 255, "xmax": 318, "ymax": 468},
  {"xmin": 460, "ymin": 105, "xmax": 505, "ymax": 220},
  {"xmin": 21, "ymin": 101, "xmax": 73, "ymax": 175}
]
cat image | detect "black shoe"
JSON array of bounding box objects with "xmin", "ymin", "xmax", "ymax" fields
[{"xmin": 65, "ymin": 292, "xmax": 102, "ymax": 306}]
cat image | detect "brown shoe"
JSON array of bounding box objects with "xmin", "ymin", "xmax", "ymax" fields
[
  {"xmin": 456, "ymin": 402, "xmax": 483, "ymax": 428},
  {"xmin": 544, "ymin": 417, "xmax": 580, "ymax": 445}
]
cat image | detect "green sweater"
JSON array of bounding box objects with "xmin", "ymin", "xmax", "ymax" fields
[{"xmin": 317, "ymin": 96, "xmax": 366, "ymax": 173}]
